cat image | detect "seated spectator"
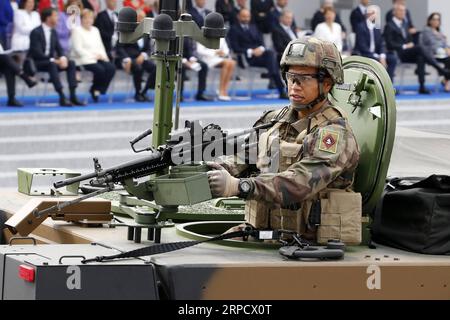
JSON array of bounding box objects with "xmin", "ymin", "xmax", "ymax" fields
[
  {"xmin": 188, "ymin": 0, "xmax": 211, "ymax": 28},
  {"xmin": 272, "ymin": 9, "xmax": 298, "ymax": 61},
  {"xmin": 384, "ymin": 4, "xmax": 450, "ymax": 94},
  {"xmin": 386, "ymin": 0, "xmax": 413, "ymax": 27},
  {"xmin": 268, "ymin": 0, "xmax": 297, "ymax": 30},
  {"xmin": 115, "ymin": 9, "xmax": 156, "ymax": 102},
  {"xmin": 385, "ymin": 0, "xmax": 418, "ymax": 42},
  {"xmin": 215, "ymin": 0, "xmax": 235, "ymax": 27},
  {"xmin": 311, "ymin": 0, "xmax": 346, "ymax": 34},
  {"xmin": 0, "ymin": 0, "xmax": 14, "ymax": 48},
  {"xmin": 420, "ymin": 12, "xmax": 450, "ymax": 92},
  {"xmin": 350, "ymin": 0, "xmax": 370, "ymax": 33},
  {"xmin": 81, "ymin": 0, "xmax": 100, "ymax": 15},
  {"xmin": 70, "ymin": 9, "xmax": 115, "ymax": 102},
  {"xmin": 94, "ymin": 0, "xmax": 118, "ymax": 61},
  {"xmin": 251, "ymin": 0, "xmax": 274, "ymax": 34},
  {"xmin": 11, "ymin": 0, "xmax": 40, "ymax": 53},
  {"xmin": 196, "ymin": 38, "xmax": 236, "ymax": 100},
  {"xmin": 180, "ymin": 37, "xmax": 211, "ymax": 101},
  {"xmin": 314, "ymin": 6, "xmax": 342, "ymax": 52},
  {"xmin": 229, "ymin": 8, "xmax": 287, "ymax": 99},
  {"xmin": 353, "ymin": 5, "xmax": 396, "ymax": 80},
  {"xmin": 0, "ymin": 41, "xmax": 37, "ymax": 107},
  {"xmin": 28, "ymin": 8, "xmax": 84, "ymax": 106},
  {"xmin": 56, "ymin": 0, "xmax": 83, "ymax": 55}
]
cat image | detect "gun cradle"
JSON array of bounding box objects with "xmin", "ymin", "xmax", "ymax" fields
[{"xmin": 5, "ymin": 198, "xmax": 112, "ymax": 237}]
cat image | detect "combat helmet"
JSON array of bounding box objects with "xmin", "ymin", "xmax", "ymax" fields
[
  {"xmin": 280, "ymin": 37, "xmax": 344, "ymax": 110},
  {"xmin": 280, "ymin": 37, "xmax": 344, "ymax": 85}
]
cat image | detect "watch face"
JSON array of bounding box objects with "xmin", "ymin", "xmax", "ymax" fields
[{"xmin": 240, "ymin": 181, "xmax": 251, "ymax": 193}]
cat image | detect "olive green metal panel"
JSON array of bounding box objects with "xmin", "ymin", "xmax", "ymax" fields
[
  {"xmin": 151, "ymin": 172, "xmax": 212, "ymax": 205},
  {"xmin": 17, "ymin": 168, "xmax": 80, "ymax": 196},
  {"xmin": 333, "ymin": 56, "xmax": 396, "ymax": 215}
]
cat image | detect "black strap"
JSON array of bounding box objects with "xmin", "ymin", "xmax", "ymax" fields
[{"xmin": 82, "ymin": 230, "xmax": 248, "ymax": 264}]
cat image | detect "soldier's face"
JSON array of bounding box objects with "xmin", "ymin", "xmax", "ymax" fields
[{"xmin": 287, "ymin": 65, "xmax": 332, "ymax": 107}]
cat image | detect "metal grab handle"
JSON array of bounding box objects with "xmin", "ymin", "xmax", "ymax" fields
[
  {"xmin": 279, "ymin": 246, "xmax": 344, "ymax": 260},
  {"xmin": 130, "ymin": 128, "xmax": 154, "ymax": 153},
  {"xmin": 9, "ymin": 237, "xmax": 37, "ymax": 246},
  {"xmin": 58, "ymin": 255, "xmax": 87, "ymax": 264}
]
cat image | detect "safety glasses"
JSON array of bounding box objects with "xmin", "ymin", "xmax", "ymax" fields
[{"xmin": 285, "ymin": 72, "xmax": 319, "ymax": 87}]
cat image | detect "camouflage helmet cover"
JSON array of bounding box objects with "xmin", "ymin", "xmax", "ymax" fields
[{"xmin": 280, "ymin": 37, "xmax": 344, "ymax": 84}]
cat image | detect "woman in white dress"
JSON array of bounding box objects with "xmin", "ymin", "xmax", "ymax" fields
[
  {"xmin": 70, "ymin": 9, "xmax": 115, "ymax": 102},
  {"xmin": 196, "ymin": 38, "xmax": 236, "ymax": 101},
  {"xmin": 313, "ymin": 6, "xmax": 343, "ymax": 52},
  {"xmin": 10, "ymin": 0, "xmax": 40, "ymax": 52}
]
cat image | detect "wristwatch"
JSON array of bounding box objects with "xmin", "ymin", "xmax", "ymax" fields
[{"xmin": 238, "ymin": 179, "xmax": 254, "ymax": 199}]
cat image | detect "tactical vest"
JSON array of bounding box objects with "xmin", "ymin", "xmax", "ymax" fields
[{"xmin": 245, "ymin": 104, "xmax": 362, "ymax": 245}]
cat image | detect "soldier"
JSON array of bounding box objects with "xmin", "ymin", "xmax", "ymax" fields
[{"xmin": 207, "ymin": 37, "xmax": 361, "ymax": 243}]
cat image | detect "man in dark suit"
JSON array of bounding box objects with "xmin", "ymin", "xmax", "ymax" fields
[
  {"xmin": 116, "ymin": 34, "xmax": 156, "ymax": 102},
  {"xmin": 384, "ymin": 3, "xmax": 449, "ymax": 94},
  {"xmin": 180, "ymin": 38, "xmax": 211, "ymax": 101},
  {"xmin": 353, "ymin": 7, "xmax": 396, "ymax": 80},
  {"xmin": 188, "ymin": 0, "xmax": 211, "ymax": 28},
  {"xmin": 229, "ymin": 8, "xmax": 287, "ymax": 98},
  {"xmin": 311, "ymin": 0, "xmax": 347, "ymax": 33},
  {"xmin": 268, "ymin": 0, "xmax": 297, "ymax": 30},
  {"xmin": 350, "ymin": 0, "xmax": 369, "ymax": 32},
  {"xmin": 250, "ymin": 0, "xmax": 274, "ymax": 34},
  {"xmin": 0, "ymin": 42, "xmax": 37, "ymax": 107},
  {"xmin": 271, "ymin": 9, "xmax": 297, "ymax": 62},
  {"xmin": 385, "ymin": 0, "xmax": 419, "ymax": 43},
  {"xmin": 94, "ymin": 0, "xmax": 118, "ymax": 61},
  {"xmin": 28, "ymin": 8, "xmax": 83, "ymax": 106}
]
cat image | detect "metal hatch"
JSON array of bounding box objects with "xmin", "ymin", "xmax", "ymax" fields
[{"xmin": 333, "ymin": 56, "xmax": 396, "ymax": 215}]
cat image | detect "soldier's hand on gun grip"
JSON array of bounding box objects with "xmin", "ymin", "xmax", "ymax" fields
[
  {"xmin": 207, "ymin": 169, "xmax": 239, "ymax": 198},
  {"xmin": 206, "ymin": 161, "xmax": 225, "ymax": 171}
]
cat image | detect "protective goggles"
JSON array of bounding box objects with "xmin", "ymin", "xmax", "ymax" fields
[{"xmin": 285, "ymin": 72, "xmax": 319, "ymax": 86}]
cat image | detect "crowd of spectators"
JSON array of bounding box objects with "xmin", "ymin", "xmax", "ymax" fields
[{"xmin": 1, "ymin": 0, "xmax": 450, "ymax": 107}]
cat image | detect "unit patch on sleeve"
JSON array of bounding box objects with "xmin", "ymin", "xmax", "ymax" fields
[{"xmin": 318, "ymin": 129, "xmax": 340, "ymax": 154}]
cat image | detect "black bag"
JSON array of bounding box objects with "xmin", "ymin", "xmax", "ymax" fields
[
  {"xmin": 23, "ymin": 57, "xmax": 37, "ymax": 77},
  {"xmin": 371, "ymin": 175, "xmax": 450, "ymax": 255}
]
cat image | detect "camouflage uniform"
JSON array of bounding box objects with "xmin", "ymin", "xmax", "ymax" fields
[{"xmin": 220, "ymin": 37, "xmax": 362, "ymax": 244}]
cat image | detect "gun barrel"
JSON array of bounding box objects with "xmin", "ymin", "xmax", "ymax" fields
[
  {"xmin": 53, "ymin": 151, "xmax": 165, "ymax": 189},
  {"xmin": 54, "ymin": 172, "xmax": 97, "ymax": 189}
]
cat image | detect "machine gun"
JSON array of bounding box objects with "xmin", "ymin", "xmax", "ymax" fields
[{"xmin": 54, "ymin": 120, "xmax": 272, "ymax": 190}]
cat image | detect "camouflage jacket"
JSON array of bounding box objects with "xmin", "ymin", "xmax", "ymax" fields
[{"xmin": 222, "ymin": 101, "xmax": 360, "ymax": 210}]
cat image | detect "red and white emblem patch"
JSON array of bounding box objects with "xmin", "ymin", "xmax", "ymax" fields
[{"xmin": 318, "ymin": 130, "xmax": 339, "ymax": 154}]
